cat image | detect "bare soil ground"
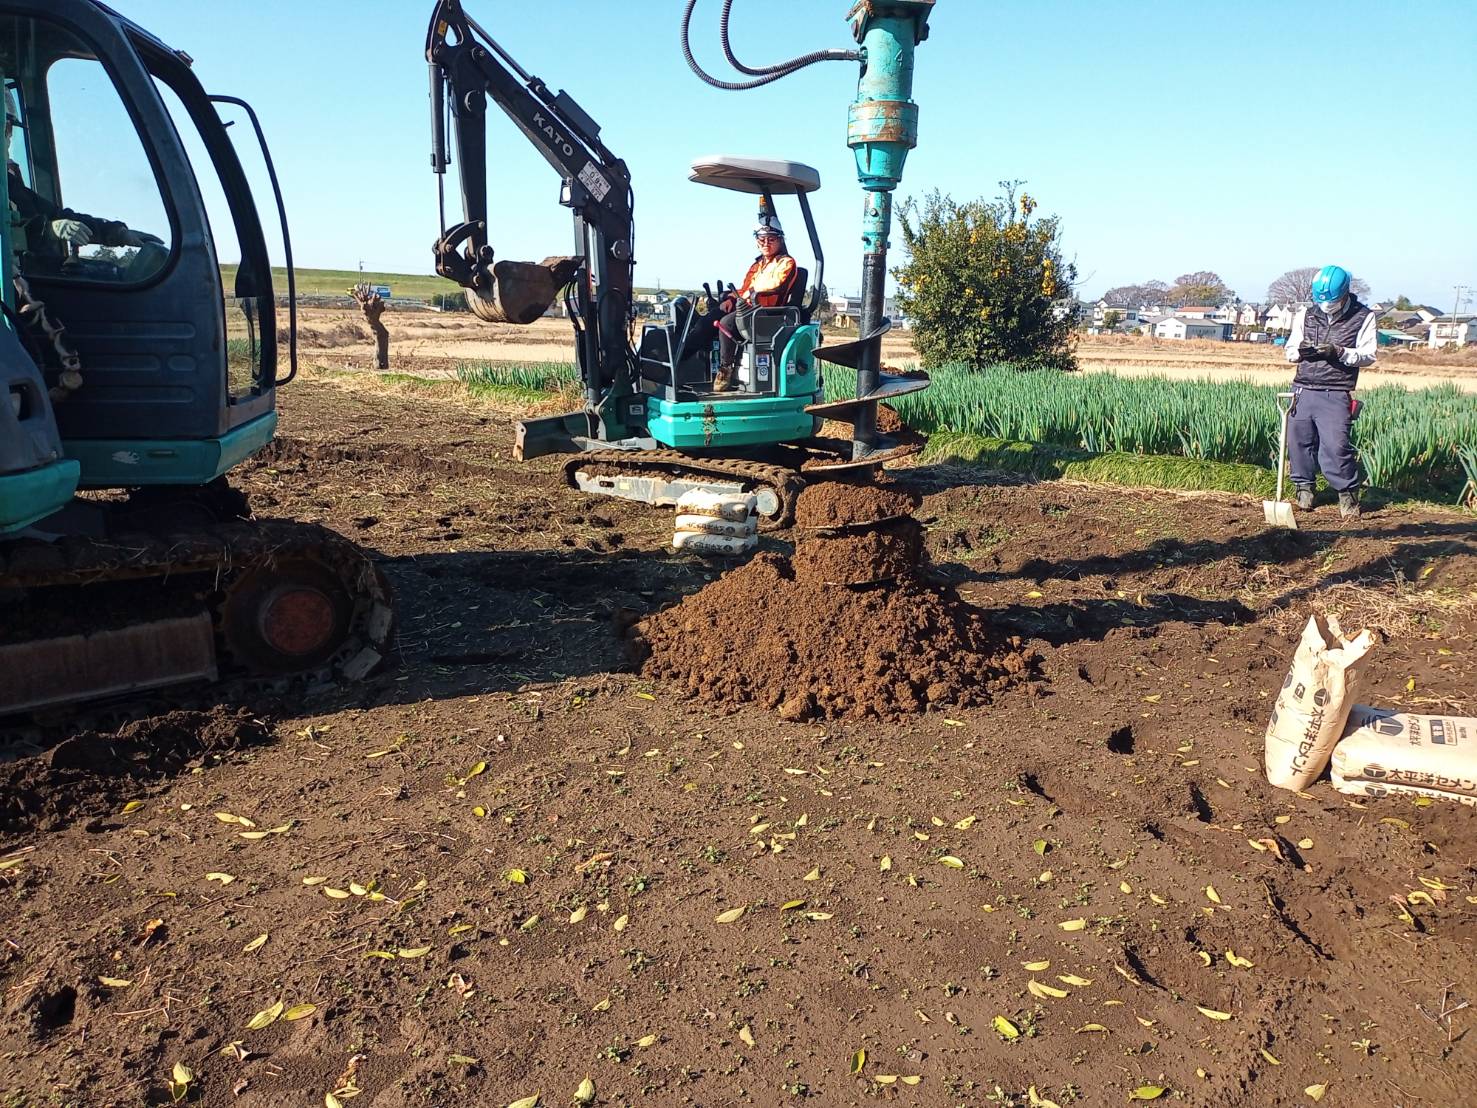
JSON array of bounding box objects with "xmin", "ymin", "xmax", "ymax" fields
[
  {"xmin": 2, "ymin": 374, "xmax": 1476, "ymax": 1107},
  {"xmin": 302, "ymin": 308, "xmax": 1477, "ymax": 392}
]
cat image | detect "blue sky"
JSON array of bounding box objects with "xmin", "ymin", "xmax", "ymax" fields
[{"xmin": 120, "ymin": 0, "xmax": 1476, "ymax": 308}]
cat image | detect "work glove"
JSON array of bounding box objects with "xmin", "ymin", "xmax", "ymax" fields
[
  {"xmin": 119, "ymin": 229, "xmax": 163, "ymax": 248},
  {"xmin": 1313, "ymin": 342, "xmax": 1344, "ymax": 361},
  {"xmin": 50, "ymin": 218, "xmax": 92, "ymax": 246},
  {"xmin": 1296, "ymin": 342, "xmax": 1318, "ymax": 361}
]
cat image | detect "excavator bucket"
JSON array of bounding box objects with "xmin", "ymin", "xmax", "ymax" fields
[{"xmin": 467, "ymin": 256, "xmax": 582, "ymax": 325}]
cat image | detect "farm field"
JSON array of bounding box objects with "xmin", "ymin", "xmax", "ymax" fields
[
  {"xmin": 294, "ymin": 303, "xmax": 1477, "ymax": 394},
  {"xmin": 2, "ymin": 370, "xmax": 1474, "ymax": 1106}
]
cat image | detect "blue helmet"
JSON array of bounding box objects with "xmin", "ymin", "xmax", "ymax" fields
[{"xmin": 1310, "ymin": 265, "xmax": 1351, "ymax": 305}]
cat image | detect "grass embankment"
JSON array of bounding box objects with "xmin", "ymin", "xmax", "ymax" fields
[
  {"xmin": 447, "ymin": 358, "xmax": 1476, "ymax": 505},
  {"xmin": 226, "ymin": 265, "xmax": 675, "ymax": 303}
]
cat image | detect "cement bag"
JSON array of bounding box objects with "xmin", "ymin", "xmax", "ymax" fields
[
  {"xmin": 675, "ymin": 513, "xmax": 758, "ymax": 539},
  {"xmin": 1330, "ymin": 705, "xmax": 1477, "ymax": 799},
  {"xmin": 675, "ymin": 489, "xmax": 757, "ymax": 523},
  {"xmin": 1329, "ymin": 776, "xmax": 1477, "ymax": 808},
  {"xmin": 1263, "ymin": 614, "xmax": 1377, "ymax": 791},
  {"xmin": 672, "ymin": 531, "xmax": 756, "ymax": 557}
]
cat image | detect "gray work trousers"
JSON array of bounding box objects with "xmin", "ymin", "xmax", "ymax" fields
[{"xmin": 1289, "ymin": 386, "xmax": 1360, "ymax": 492}]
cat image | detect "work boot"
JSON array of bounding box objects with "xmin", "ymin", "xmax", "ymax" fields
[
  {"xmin": 1295, "ymin": 487, "xmax": 1315, "ymax": 511},
  {"xmin": 1338, "ymin": 490, "xmax": 1362, "ymax": 520},
  {"xmin": 711, "ymin": 366, "xmax": 735, "ymax": 393}
]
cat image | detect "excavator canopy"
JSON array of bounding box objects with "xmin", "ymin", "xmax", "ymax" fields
[{"xmin": 688, "ymin": 155, "xmax": 821, "ymax": 196}]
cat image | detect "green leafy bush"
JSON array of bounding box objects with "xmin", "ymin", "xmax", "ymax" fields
[{"xmin": 895, "ymin": 182, "xmax": 1076, "ymax": 372}]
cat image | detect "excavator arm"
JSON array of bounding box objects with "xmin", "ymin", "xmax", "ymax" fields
[{"xmin": 427, "ymin": 0, "xmax": 636, "ymax": 432}]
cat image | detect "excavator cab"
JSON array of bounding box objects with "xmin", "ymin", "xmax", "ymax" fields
[
  {"xmin": 0, "ymin": 0, "xmax": 290, "ymax": 525},
  {"xmin": 634, "ymin": 155, "xmax": 826, "ymax": 450},
  {"xmin": 0, "ymin": 1, "xmax": 391, "ymax": 718}
]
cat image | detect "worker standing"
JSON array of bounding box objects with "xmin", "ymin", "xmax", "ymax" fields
[{"xmin": 1284, "ymin": 265, "xmax": 1378, "ymax": 519}]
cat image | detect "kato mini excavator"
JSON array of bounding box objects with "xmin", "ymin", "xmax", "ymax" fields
[
  {"xmin": 425, "ymin": 0, "xmax": 935, "ymax": 527},
  {"xmin": 0, "ymin": 1, "xmax": 391, "ymax": 717}
]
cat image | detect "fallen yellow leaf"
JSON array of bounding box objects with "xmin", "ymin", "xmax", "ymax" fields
[
  {"xmin": 243, "ymin": 934, "xmax": 268, "ymax": 953},
  {"xmin": 738, "ymin": 1024, "xmax": 755, "ymax": 1048},
  {"xmin": 1028, "ymin": 979, "xmax": 1069, "ymax": 999},
  {"xmin": 1022, "ymin": 960, "xmax": 1051, "ymax": 971},
  {"xmin": 1305, "ymin": 1082, "xmax": 1329, "ymax": 1101},
  {"xmin": 1058, "ymin": 918, "xmax": 1087, "ymax": 931},
  {"xmin": 1196, "ymin": 1006, "xmax": 1233, "ymax": 1021},
  {"xmin": 1058, "ymin": 974, "xmax": 1092, "ymax": 987},
  {"xmin": 245, "ymin": 1000, "xmax": 284, "ymax": 1030},
  {"xmin": 98, "ymin": 976, "xmax": 132, "ymax": 987},
  {"xmin": 284, "ymin": 1003, "xmax": 317, "ymax": 1021},
  {"xmin": 397, "ymin": 946, "xmax": 432, "ymax": 958},
  {"xmin": 121, "ymin": 801, "xmax": 144, "ymax": 815},
  {"xmin": 714, "ymin": 907, "xmax": 745, "ymax": 924},
  {"xmin": 1129, "ymin": 1088, "xmax": 1166, "ymax": 1101},
  {"xmin": 937, "ymin": 856, "xmax": 965, "ymax": 869},
  {"xmin": 851, "ymin": 1049, "xmax": 866, "ymax": 1074},
  {"xmin": 205, "ymin": 872, "xmax": 235, "ymax": 885},
  {"xmin": 993, "ymin": 1015, "xmax": 1020, "ymax": 1040}
]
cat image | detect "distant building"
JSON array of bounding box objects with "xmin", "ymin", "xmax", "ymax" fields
[
  {"xmin": 1428, "ymin": 315, "xmax": 1476, "ymax": 349},
  {"xmin": 1154, "ymin": 315, "xmax": 1231, "ymax": 341},
  {"xmin": 1236, "ymin": 303, "xmax": 1263, "ymax": 328},
  {"xmin": 1264, "ymin": 303, "xmax": 1304, "ymax": 333}
]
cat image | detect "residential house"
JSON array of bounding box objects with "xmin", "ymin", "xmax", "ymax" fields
[
  {"xmin": 1264, "ymin": 303, "xmax": 1304, "ymax": 333},
  {"xmin": 1428, "ymin": 315, "xmax": 1476, "ymax": 349},
  {"xmin": 1154, "ymin": 315, "xmax": 1231, "ymax": 341},
  {"xmin": 1236, "ymin": 303, "xmax": 1263, "ymax": 328},
  {"xmin": 1092, "ymin": 299, "xmax": 1143, "ymax": 327}
]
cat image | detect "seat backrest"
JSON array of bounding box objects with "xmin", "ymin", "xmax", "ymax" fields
[{"xmin": 788, "ymin": 267, "xmax": 809, "ymax": 309}]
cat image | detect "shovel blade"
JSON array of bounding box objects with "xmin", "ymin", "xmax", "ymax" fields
[{"xmin": 1263, "ymin": 500, "xmax": 1298, "ymax": 529}]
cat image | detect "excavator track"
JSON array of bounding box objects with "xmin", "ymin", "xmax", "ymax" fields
[
  {"xmin": 1, "ymin": 515, "xmax": 394, "ymax": 721},
  {"xmin": 564, "ymin": 449, "xmax": 808, "ymax": 530}
]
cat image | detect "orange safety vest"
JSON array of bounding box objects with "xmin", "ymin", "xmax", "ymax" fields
[{"xmin": 737, "ymin": 254, "xmax": 798, "ymax": 308}]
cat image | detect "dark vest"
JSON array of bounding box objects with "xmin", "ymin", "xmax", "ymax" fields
[{"xmin": 1294, "ymin": 297, "xmax": 1371, "ymax": 390}]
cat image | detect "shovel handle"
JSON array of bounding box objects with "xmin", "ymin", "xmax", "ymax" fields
[{"xmin": 1274, "ymin": 391, "xmax": 1294, "ymax": 503}]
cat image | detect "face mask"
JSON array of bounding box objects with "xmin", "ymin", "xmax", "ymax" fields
[{"xmin": 1318, "ymin": 297, "xmax": 1343, "ymax": 316}]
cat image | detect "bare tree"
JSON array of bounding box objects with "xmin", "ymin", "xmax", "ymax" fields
[
  {"xmin": 1102, "ymin": 279, "xmax": 1169, "ymax": 308},
  {"xmin": 1169, "ymin": 271, "xmax": 1231, "ymax": 305},
  {"xmin": 350, "ymin": 283, "xmax": 390, "ymax": 370},
  {"xmin": 1266, "ymin": 267, "xmax": 1371, "ymax": 305}
]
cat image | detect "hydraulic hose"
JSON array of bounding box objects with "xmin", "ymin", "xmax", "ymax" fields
[{"xmin": 681, "ymin": 0, "xmax": 858, "ymax": 91}]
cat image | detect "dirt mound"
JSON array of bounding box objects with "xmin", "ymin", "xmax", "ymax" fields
[
  {"xmin": 637, "ymin": 481, "xmax": 1033, "ymax": 720},
  {"xmin": 0, "ymin": 709, "xmax": 272, "ymax": 834},
  {"xmin": 792, "ymin": 479, "xmax": 919, "ymax": 529}
]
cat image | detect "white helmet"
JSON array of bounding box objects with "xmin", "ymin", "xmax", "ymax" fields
[{"xmin": 754, "ymin": 215, "xmax": 784, "ymax": 240}]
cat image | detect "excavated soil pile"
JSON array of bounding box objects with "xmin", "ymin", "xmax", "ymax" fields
[
  {"xmin": 0, "ymin": 709, "xmax": 272, "ymax": 834},
  {"xmin": 637, "ymin": 481, "xmax": 1032, "ymax": 720}
]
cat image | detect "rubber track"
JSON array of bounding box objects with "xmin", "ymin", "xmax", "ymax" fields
[
  {"xmin": 564, "ymin": 449, "xmax": 807, "ymax": 529},
  {"xmin": 1, "ymin": 518, "xmax": 394, "ymax": 721}
]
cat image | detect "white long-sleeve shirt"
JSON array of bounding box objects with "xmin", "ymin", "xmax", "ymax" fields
[{"xmin": 1285, "ymin": 306, "xmax": 1378, "ymax": 369}]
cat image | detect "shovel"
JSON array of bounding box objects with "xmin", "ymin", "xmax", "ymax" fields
[{"xmin": 1263, "ymin": 390, "xmax": 1297, "ymax": 529}]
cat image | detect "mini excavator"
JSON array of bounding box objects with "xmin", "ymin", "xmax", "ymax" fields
[
  {"xmin": 0, "ymin": 1, "xmax": 391, "ymax": 716},
  {"xmin": 426, "ymin": 0, "xmax": 935, "ymax": 526}
]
